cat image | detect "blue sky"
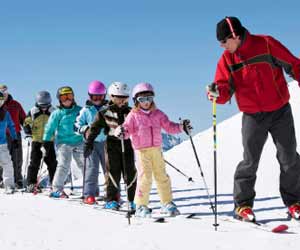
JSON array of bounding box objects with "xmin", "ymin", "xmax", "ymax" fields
[{"xmin": 1, "ymin": 0, "xmax": 299, "ymax": 134}]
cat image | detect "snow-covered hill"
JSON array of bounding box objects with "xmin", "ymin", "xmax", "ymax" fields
[
  {"xmin": 162, "ymin": 133, "xmax": 182, "ymax": 151},
  {"xmin": 1, "ymin": 81, "xmax": 300, "ymax": 250}
]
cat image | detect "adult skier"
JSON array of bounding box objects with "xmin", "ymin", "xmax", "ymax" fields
[{"xmin": 207, "ymin": 16, "xmax": 300, "ymax": 221}]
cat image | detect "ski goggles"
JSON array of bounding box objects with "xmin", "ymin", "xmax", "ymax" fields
[
  {"xmin": 59, "ymin": 93, "xmax": 74, "ymax": 102},
  {"xmin": 136, "ymin": 96, "xmax": 154, "ymax": 103},
  {"xmin": 90, "ymin": 94, "xmax": 105, "ymax": 101},
  {"xmin": 111, "ymin": 95, "xmax": 129, "ymax": 99}
]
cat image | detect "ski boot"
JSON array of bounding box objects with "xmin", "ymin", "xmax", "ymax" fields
[
  {"xmin": 49, "ymin": 190, "xmax": 69, "ymax": 198},
  {"xmin": 135, "ymin": 205, "xmax": 152, "ymax": 218},
  {"xmin": 129, "ymin": 201, "xmax": 136, "ymax": 212},
  {"xmin": 26, "ymin": 184, "xmax": 42, "ymax": 193},
  {"xmin": 161, "ymin": 201, "xmax": 180, "ymax": 217},
  {"xmin": 235, "ymin": 206, "xmax": 256, "ymax": 222},
  {"xmin": 288, "ymin": 203, "xmax": 300, "ymax": 220},
  {"xmin": 104, "ymin": 200, "xmax": 120, "ymax": 210},
  {"xmin": 83, "ymin": 196, "xmax": 97, "ymax": 205},
  {"xmin": 4, "ymin": 186, "xmax": 15, "ymax": 195}
]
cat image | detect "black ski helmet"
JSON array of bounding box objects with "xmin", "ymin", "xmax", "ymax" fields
[
  {"xmin": 35, "ymin": 91, "xmax": 52, "ymax": 108},
  {"xmin": 56, "ymin": 86, "xmax": 74, "ymax": 100}
]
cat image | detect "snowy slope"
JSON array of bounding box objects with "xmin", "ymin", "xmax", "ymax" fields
[{"xmin": 1, "ymin": 82, "xmax": 300, "ymax": 250}]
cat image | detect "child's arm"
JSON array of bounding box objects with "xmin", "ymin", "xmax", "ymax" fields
[
  {"xmin": 74, "ymin": 107, "xmax": 89, "ymax": 135},
  {"xmin": 23, "ymin": 111, "xmax": 33, "ymax": 136},
  {"xmin": 121, "ymin": 111, "xmax": 136, "ymax": 138},
  {"xmin": 43, "ymin": 110, "xmax": 60, "ymax": 142},
  {"xmin": 85, "ymin": 111, "xmax": 107, "ymax": 144},
  {"xmin": 160, "ymin": 110, "xmax": 182, "ymax": 134}
]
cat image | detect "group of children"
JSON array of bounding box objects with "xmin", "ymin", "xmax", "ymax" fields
[{"xmin": 0, "ymin": 81, "xmax": 191, "ymax": 217}]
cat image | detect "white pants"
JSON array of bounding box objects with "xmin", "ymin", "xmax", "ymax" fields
[{"xmin": 0, "ymin": 144, "xmax": 15, "ymax": 188}]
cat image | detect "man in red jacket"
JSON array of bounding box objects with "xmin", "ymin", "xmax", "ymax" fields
[
  {"xmin": 207, "ymin": 17, "xmax": 300, "ymax": 221},
  {"xmin": 0, "ymin": 84, "xmax": 26, "ymax": 189}
]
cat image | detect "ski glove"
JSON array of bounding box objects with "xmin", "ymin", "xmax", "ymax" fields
[
  {"xmin": 206, "ymin": 82, "xmax": 219, "ymax": 101},
  {"xmin": 181, "ymin": 119, "xmax": 193, "ymax": 135},
  {"xmin": 114, "ymin": 126, "xmax": 125, "ymax": 138},
  {"xmin": 24, "ymin": 135, "xmax": 33, "ymax": 144},
  {"xmin": 42, "ymin": 141, "xmax": 52, "ymax": 157},
  {"xmin": 12, "ymin": 139, "xmax": 19, "ymax": 149},
  {"xmin": 83, "ymin": 142, "xmax": 93, "ymax": 158}
]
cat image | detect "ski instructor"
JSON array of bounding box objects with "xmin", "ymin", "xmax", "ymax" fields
[{"xmin": 207, "ymin": 16, "xmax": 300, "ymax": 221}]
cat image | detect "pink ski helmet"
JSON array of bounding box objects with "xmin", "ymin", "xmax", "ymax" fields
[
  {"xmin": 132, "ymin": 82, "xmax": 155, "ymax": 100},
  {"xmin": 88, "ymin": 80, "xmax": 106, "ymax": 95}
]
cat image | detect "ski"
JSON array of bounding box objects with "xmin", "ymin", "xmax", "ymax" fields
[
  {"xmin": 92, "ymin": 206, "xmax": 166, "ymax": 223},
  {"xmin": 222, "ymin": 217, "xmax": 290, "ymax": 233}
]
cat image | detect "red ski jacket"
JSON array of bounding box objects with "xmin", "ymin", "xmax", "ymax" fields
[
  {"xmin": 214, "ymin": 31, "xmax": 300, "ymax": 113},
  {"xmin": 3, "ymin": 95, "xmax": 26, "ymax": 134}
]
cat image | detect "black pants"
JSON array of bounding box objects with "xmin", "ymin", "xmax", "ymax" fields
[
  {"xmin": 234, "ymin": 103, "xmax": 300, "ymax": 207},
  {"xmin": 6, "ymin": 133, "xmax": 23, "ymax": 186},
  {"xmin": 27, "ymin": 141, "xmax": 57, "ymax": 185},
  {"xmin": 105, "ymin": 138, "xmax": 137, "ymax": 202}
]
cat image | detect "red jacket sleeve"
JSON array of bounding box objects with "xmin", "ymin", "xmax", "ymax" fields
[
  {"xmin": 18, "ymin": 102, "xmax": 26, "ymax": 126},
  {"xmin": 213, "ymin": 54, "xmax": 233, "ymax": 104},
  {"xmin": 267, "ymin": 36, "xmax": 300, "ymax": 84}
]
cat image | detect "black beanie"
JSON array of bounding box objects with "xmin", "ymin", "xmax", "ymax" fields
[{"xmin": 216, "ymin": 16, "xmax": 245, "ymax": 41}]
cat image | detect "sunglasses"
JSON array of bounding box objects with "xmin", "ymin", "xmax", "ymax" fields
[
  {"xmin": 59, "ymin": 93, "xmax": 74, "ymax": 102},
  {"xmin": 90, "ymin": 95, "xmax": 105, "ymax": 101},
  {"xmin": 136, "ymin": 96, "xmax": 154, "ymax": 103},
  {"xmin": 220, "ymin": 34, "xmax": 233, "ymax": 44}
]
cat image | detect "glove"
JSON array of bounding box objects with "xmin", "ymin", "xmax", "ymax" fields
[
  {"xmin": 114, "ymin": 126, "xmax": 124, "ymax": 138},
  {"xmin": 206, "ymin": 82, "xmax": 219, "ymax": 101},
  {"xmin": 181, "ymin": 119, "xmax": 193, "ymax": 135},
  {"xmin": 12, "ymin": 139, "xmax": 19, "ymax": 149},
  {"xmin": 24, "ymin": 135, "xmax": 33, "ymax": 144},
  {"xmin": 42, "ymin": 141, "xmax": 52, "ymax": 157},
  {"xmin": 83, "ymin": 142, "xmax": 93, "ymax": 158}
]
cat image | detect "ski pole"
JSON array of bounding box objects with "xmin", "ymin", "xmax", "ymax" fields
[
  {"xmin": 33, "ymin": 147, "xmax": 45, "ymax": 195},
  {"xmin": 120, "ymin": 127, "xmax": 131, "ymax": 225},
  {"xmin": 23, "ymin": 139, "xmax": 31, "ymax": 189},
  {"xmin": 164, "ymin": 159, "xmax": 194, "ymax": 182},
  {"xmin": 182, "ymin": 119, "xmax": 216, "ymax": 216},
  {"xmin": 81, "ymin": 156, "xmax": 87, "ymax": 199},
  {"xmin": 69, "ymin": 165, "xmax": 74, "ymax": 195},
  {"xmin": 212, "ymin": 97, "xmax": 219, "ymax": 231}
]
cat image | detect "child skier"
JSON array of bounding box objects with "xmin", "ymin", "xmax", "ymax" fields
[
  {"xmin": 84, "ymin": 82, "xmax": 137, "ymax": 210},
  {"xmin": 0, "ymin": 91, "xmax": 18, "ymax": 194},
  {"xmin": 23, "ymin": 91, "xmax": 57, "ymax": 193},
  {"xmin": 43, "ymin": 86, "xmax": 84, "ymax": 198},
  {"xmin": 74, "ymin": 80, "xmax": 108, "ymax": 204},
  {"xmin": 115, "ymin": 82, "xmax": 191, "ymax": 217}
]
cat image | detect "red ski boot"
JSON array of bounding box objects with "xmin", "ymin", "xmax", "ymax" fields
[
  {"xmin": 288, "ymin": 203, "xmax": 300, "ymax": 220},
  {"xmin": 235, "ymin": 206, "xmax": 256, "ymax": 222},
  {"xmin": 83, "ymin": 196, "xmax": 97, "ymax": 205}
]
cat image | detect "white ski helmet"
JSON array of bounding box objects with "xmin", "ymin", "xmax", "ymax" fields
[{"xmin": 108, "ymin": 82, "xmax": 130, "ymax": 97}]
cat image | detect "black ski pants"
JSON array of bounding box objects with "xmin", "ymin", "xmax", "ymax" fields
[
  {"xmin": 105, "ymin": 138, "xmax": 137, "ymax": 202},
  {"xmin": 234, "ymin": 103, "xmax": 300, "ymax": 208},
  {"xmin": 27, "ymin": 141, "xmax": 57, "ymax": 186}
]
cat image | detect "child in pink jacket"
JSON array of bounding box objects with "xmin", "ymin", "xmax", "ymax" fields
[{"xmin": 115, "ymin": 82, "xmax": 191, "ymax": 218}]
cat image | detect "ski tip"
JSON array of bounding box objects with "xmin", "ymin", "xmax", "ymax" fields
[
  {"xmin": 186, "ymin": 213, "xmax": 196, "ymax": 219},
  {"xmin": 271, "ymin": 224, "xmax": 289, "ymax": 233},
  {"xmin": 154, "ymin": 217, "xmax": 165, "ymax": 223}
]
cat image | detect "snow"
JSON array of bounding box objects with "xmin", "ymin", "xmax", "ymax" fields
[{"xmin": 1, "ymin": 81, "xmax": 300, "ymax": 250}]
